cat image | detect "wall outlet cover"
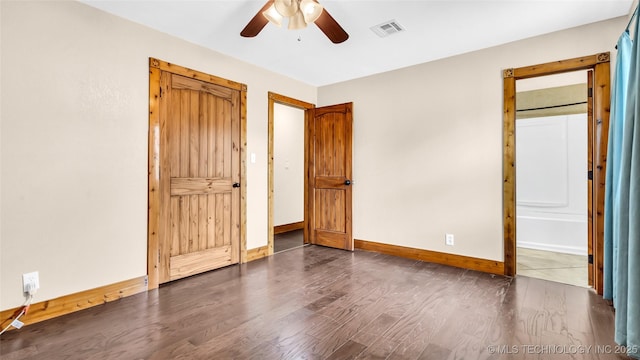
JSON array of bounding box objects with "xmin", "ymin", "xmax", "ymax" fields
[
  {"xmin": 22, "ymin": 271, "xmax": 40, "ymax": 293},
  {"xmin": 445, "ymin": 233, "xmax": 455, "ymax": 246}
]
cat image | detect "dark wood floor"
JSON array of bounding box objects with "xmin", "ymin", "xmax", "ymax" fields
[
  {"xmin": 275, "ymin": 229, "xmax": 305, "ymax": 253},
  {"xmin": 0, "ymin": 245, "xmax": 630, "ymax": 360}
]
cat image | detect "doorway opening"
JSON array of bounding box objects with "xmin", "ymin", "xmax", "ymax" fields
[
  {"xmin": 503, "ymin": 52, "xmax": 611, "ymax": 294},
  {"xmin": 267, "ymin": 92, "xmax": 314, "ymax": 256},
  {"xmin": 273, "ymin": 102, "xmax": 306, "ymax": 253},
  {"xmin": 515, "ymin": 71, "xmax": 589, "ymax": 287},
  {"xmin": 267, "ymin": 94, "xmax": 355, "ymax": 255}
]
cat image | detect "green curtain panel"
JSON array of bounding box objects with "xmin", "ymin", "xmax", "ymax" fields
[{"xmin": 605, "ymin": 6, "xmax": 639, "ymax": 359}]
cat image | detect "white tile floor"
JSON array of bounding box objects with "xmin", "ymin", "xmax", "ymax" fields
[{"xmin": 517, "ymin": 247, "xmax": 589, "ymax": 288}]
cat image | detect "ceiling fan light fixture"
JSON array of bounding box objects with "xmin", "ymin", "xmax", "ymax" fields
[
  {"xmin": 241, "ymin": 0, "xmax": 349, "ymax": 44},
  {"xmin": 300, "ymin": 0, "xmax": 323, "ymax": 24},
  {"xmin": 274, "ymin": 0, "xmax": 298, "ymax": 17},
  {"xmin": 288, "ymin": 10, "xmax": 307, "ymax": 30},
  {"xmin": 262, "ymin": 4, "xmax": 283, "ymax": 27}
]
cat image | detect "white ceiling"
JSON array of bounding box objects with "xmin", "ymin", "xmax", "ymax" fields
[{"xmin": 81, "ymin": 0, "xmax": 633, "ymax": 86}]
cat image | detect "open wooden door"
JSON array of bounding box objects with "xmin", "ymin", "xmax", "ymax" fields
[{"xmin": 308, "ymin": 103, "xmax": 353, "ymax": 250}]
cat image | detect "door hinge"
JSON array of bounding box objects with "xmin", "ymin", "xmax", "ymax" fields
[
  {"xmin": 588, "ymin": 254, "xmax": 593, "ymax": 264},
  {"xmin": 588, "ymin": 170, "xmax": 593, "ymax": 180},
  {"xmin": 588, "ymin": 87, "xmax": 593, "ymax": 97}
]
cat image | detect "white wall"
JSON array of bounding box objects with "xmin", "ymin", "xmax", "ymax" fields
[
  {"xmin": 0, "ymin": 1, "xmax": 316, "ymax": 310},
  {"xmin": 317, "ymin": 17, "xmax": 626, "ymax": 262},
  {"xmin": 273, "ymin": 104, "xmax": 305, "ymax": 226},
  {"xmin": 516, "ymin": 115, "xmax": 588, "ymax": 255}
]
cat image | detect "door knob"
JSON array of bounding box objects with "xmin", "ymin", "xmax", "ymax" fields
[
  {"xmin": 344, "ymin": 180, "xmax": 351, "ymax": 186},
  {"xmin": 232, "ymin": 182, "xmax": 240, "ymax": 188}
]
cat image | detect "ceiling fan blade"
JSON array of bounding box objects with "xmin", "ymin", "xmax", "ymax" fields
[
  {"xmin": 240, "ymin": 0, "xmax": 274, "ymax": 38},
  {"xmin": 314, "ymin": 7, "xmax": 349, "ymax": 44}
]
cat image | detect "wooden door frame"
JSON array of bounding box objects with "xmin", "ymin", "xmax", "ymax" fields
[
  {"xmin": 503, "ymin": 52, "xmax": 610, "ymax": 294},
  {"xmin": 267, "ymin": 92, "xmax": 315, "ymax": 255},
  {"xmin": 147, "ymin": 58, "xmax": 248, "ymax": 290}
]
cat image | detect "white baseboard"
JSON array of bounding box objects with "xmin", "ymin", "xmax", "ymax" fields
[
  {"xmin": 516, "ymin": 216, "xmax": 587, "ymax": 256},
  {"xmin": 517, "ymin": 241, "xmax": 587, "ymax": 256}
]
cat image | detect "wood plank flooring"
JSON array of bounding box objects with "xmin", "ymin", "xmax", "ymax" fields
[
  {"xmin": 275, "ymin": 229, "xmax": 305, "ymax": 253},
  {"xmin": 0, "ymin": 245, "xmax": 631, "ymax": 360}
]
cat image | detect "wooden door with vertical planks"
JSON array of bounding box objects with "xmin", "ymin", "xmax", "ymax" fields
[
  {"xmin": 308, "ymin": 103, "xmax": 353, "ymax": 250},
  {"xmin": 158, "ymin": 72, "xmax": 240, "ymax": 283}
]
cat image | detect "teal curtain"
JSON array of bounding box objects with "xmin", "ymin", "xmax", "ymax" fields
[
  {"xmin": 604, "ymin": 6, "xmax": 639, "ymax": 359},
  {"xmin": 604, "ymin": 22, "xmax": 632, "ymax": 302}
]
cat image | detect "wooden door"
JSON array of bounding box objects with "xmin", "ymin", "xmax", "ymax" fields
[
  {"xmin": 308, "ymin": 103, "xmax": 353, "ymax": 250},
  {"xmin": 158, "ymin": 72, "xmax": 241, "ymax": 283}
]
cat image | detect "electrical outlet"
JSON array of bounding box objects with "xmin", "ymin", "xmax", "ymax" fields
[
  {"xmin": 22, "ymin": 271, "xmax": 40, "ymax": 294},
  {"xmin": 445, "ymin": 233, "xmax": 455, "ymax": 246}
]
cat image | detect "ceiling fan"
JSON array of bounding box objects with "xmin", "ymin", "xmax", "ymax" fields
[{"xmin": 240, "ymin": 0, "xmax": 349, "ymax": 44}]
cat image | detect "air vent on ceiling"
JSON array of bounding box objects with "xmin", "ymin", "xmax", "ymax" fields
[{"xmin": 370, "ymin": 20, "xmax": 405, "ymax": 38}]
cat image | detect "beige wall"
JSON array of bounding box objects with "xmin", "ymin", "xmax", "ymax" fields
[
  {"xmin": 516, "ymin": 83, "xmax": 588, "ymax": 118},
  {"xmin": 0, "ymin": 0, "xmax": 631, "ymax": 311},
  {"xmin": 0, "ymin": 1, "xmax": 316, "ymax": 310},
  {"xmin": 517, "ymin": 71, "xmax": 586, "ymax": 92},
  {"xmin": 318, "ymin": 17, "xmax": 627, "ymax": 262}
]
